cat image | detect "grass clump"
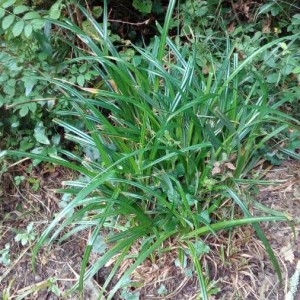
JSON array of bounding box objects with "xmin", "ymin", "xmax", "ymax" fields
[{"xmin": 2, "ymin": 0, "xmax": 299, "ymax": 298}]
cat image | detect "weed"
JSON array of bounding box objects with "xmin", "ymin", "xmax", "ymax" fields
[
  {"xmin": 14, "ymin": 175, "xmax": 25, "ymax": 186},
  {"xmin": 0, "ymin": 243, "xmax": 11, "ymax": 266},
  {"xmin": 15, "ymin": 222, "xmax": 36, "ymax": 246}
]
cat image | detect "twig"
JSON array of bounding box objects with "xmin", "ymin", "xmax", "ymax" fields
[{"xmin": 108, "ymin": 18, "xmax": 153, "ymax": 26}]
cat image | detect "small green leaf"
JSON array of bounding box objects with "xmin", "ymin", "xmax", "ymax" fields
[
  {"xmin": 3, "ymin": 79, "xmax": 16, "ymax": 97},
  {"xmin": 7, "ymin": 78, "xmax": 16, "ymax": 87},
  {"xmin": 20, "ymin": 138, "xmax": 34, "ymax": 151},
  {"xmin": 28, "ymin": 102, "xmax": 37, "ymax": 113},
  {"xmin": 92, "ymin": 235, "xmax": 107, "ymax": 254},
  {"xmin": 13, "ymin": 5, "xmax": 30, "ymax": 14},
  {"xmin": 194, "ymin": 240, "xmax": 210, "ymax": 256},
  {"xmin": 292, "ymin": 66, "xmax": 300, "ymax": 74},
  {"xmin": 0, "ymin": 8, "xmax": 5, "ymax": 18},
  {"xmin": 69, "ymin": 75, "xmax": 76, "ymax": 84},
  {"xmin": 257, "ymin": 2, "xmax": 274, "ymax": 15},
  {"xmin": 34, "ymin": 133, "xmax": 50, "ymax": 145},
  {"xmin": 120, "ymin": 290, "xmax": 140, "ymax": 300},
  {"xmin": 2, "ymin": 14, "xmax": 15, "ymax": 30},
  {"xmin": 19, "ymin": 105, "xmax": 29, "ymax": 117},
  {"xmin": 49, "ymin": 283, "xmax": 61, "ymax": 296},
  {"xmin": 157, "ymin": 284, "xmax": 168, "ymax": 296},
  {"xmin": 22, "ymin": 11, "xmax": 41, "ymax": 20},
  {"xmin": 271, "ymin": 5, "xmax": 281, "ymax": 16},
  {"xmin": 22, "ymin": 76, "xmax": 37, "ymax": 96},
  {"xmin": 49, "ymin": 0, "xmax": 63, "ymax": 19},
  {"xmin": 14, "ymin": 234, "xmax": 21, "ymax": 242},
  {"xmin": 132, "ymin": 0, "xmax": 152, "ymax": 13},
  {"xmin": 51, "ymin": 134, "xmax": 61, "ymax": 146},
  {"xmin": 0, "ymin": 243, "xmax": 11, "ymax": 266},
  {"xmin": 84, "ymin": 73, "xmax": 91, "ymax": 80},
  {"xmin": 92, "ymin": 6, "xmax": 103, "ymax": 18},
  {"xmin": 2, "ymin": 0, "xmax": 16, "ymax": 9},
  {"xmin": 26, "ymin": 222, "xmax": 34, "ymax": 233},
  {"xmin": 77, "ymin": 74, "xmax": 85, "ymax": 87},
  {"xmin": 0, "ymin": 74, "xmax": 9, "ymax": 83},
  {"xmin": 34, "ymin": 123, "xmax": 50, "ymax": 145},
  {"xmin": 78, "ymin": 63, "xmax": 87, "ymax": 73},
  {"xmin": 0, "ymin": 95, "xmax": 6, "ymax": 107},
  {"xmin": 266, "ymin": 73, "xmax": 280, "ymax": 83},
  {"xmin": 47, "ymin": 99, "xmax": 55, "ymax": 110},
  {"xmin": 24, "ymin": 23, "xmax": 33, "ymax": 38},
  {"xmin": 281, "ymin": 64, "xmax": 294, "ymax": 76},
  {"xmin": 31, "ymin": 18, "xmax": 45, "ymax": 30},
  {"xmin": 12, "ymin": 20, "xmax": 25, "ymax": 37},
  {"xmin": 292, "ymin": 14, "xmax": 300, "ymax": 25}
]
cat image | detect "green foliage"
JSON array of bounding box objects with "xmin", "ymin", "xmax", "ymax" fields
[
  {"xmin": 2, "ymin": 1, "xmax": 299, "ymax": 298},
  {"xmin": 0, "ymin": 46, "xmax": 63, "ymax": 150},
  {"xmin": 1, "ymin": 0, "xmax": 299, "ymax": 298},
  {"xmin": 0, "ymin": 243, "xmax": 11, "ymax": 266},
  {"xmin": 14, "ymin": 175, "xmax": 25, "ymax": 185},
  {"xmin": 0, "ymin": 0, "xmax": 58, "ymax": 151},
  {"xmin": 132, "ymin": 0, "xmax": 152, "ymax": 14},
  {"xmin": 14, "ymin": 222, "xmax": 36, "ymax": 245},
  {"xmin": 121, "ymin": 289, "xmax": 140, "ymax": 300},
  {"xmin": 157, "ymin": 284, "xmax": 168, "ymax": 296},
  {"xmin": 0, "ymin": 0, "xmax": 121, "ymax": 154},
  {"xmin": 0, "ymin": 0, "xmax": 65, "ymax": 38},
  {"xmin": 0, "ymin": 0, "xmax": 45, "ymax": 39}
]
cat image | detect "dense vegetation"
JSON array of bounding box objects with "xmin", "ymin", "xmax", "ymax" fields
[{"xmin": 0, "ymin": 0, "xmax": 299, "ymax": 298}]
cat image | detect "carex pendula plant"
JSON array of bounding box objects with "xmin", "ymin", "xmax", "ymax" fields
[{"xmin": 1, "ymin": 0, "xmax": 299, "ymax": 298}]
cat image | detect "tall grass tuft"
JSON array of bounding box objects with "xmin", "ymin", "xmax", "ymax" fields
[{"xmin": 2, "ymin": 0, "xmax": 299, "ymax": 298}]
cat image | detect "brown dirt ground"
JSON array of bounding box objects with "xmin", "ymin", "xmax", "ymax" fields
[{"xmin": 0, "ymin": 159, "xmax": 299, "ymax": 299}]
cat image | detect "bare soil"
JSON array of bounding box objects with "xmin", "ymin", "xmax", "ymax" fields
[
  {"xmin": 214, "ymin": 159, "xmax": 300, "ymax": 300},
  {"xmin": 0, "ymin": 159, "xmax": 299, "ymax": 299}
]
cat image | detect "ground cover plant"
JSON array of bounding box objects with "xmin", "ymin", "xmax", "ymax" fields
[
  {"xmin": 0, "ymin": 0, "xmax": 101, "ymax": 156},
  {"xmin": 1, "ymin": 0, "xmax": 300, "ymax": 298}
]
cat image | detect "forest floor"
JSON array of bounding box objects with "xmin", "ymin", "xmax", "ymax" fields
[{"xmin": 0, "ymin": 159, "xmax": 299, "ymax": 299}]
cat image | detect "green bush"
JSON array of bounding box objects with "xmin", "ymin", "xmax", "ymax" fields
[
  {"xmin": 0, "ymin": 0, "xmax": 103, "ymax": 154},
  {"xmin": 0, "ymin": 0, "xmax": 61, "ymax": 151}
]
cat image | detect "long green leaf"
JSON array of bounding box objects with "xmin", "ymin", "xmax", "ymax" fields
[{"xmin": 226, "ymin": 188, "xmax": 284, "ymax": 283}]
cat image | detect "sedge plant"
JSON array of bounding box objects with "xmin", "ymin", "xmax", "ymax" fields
[{"xmin": 1, "ymin": 0, "xmax": 300, "ymax": 298}]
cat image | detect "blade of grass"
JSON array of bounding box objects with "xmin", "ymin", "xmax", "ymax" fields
[
  {"xmin": 183, "ymin": 215, "xmax": 286, "ymax": 239},
  {"xmin": 226, "ymin": 188, "xmax": 283, "ymax": 283},
  {"xmin": 187, "ymin": 241, "xmax": 209, "ymax": 300}
]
